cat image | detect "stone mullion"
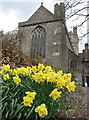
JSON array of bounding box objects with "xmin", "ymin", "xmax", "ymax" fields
[
  {"xmin": 36, "ymin": 34, "xmax": 40, "ymax": 55},
  {"xmin": 42, "ymin": 32, "xmax": 46, "ymax": 58},
  {"xmin": 38, "ymin": 34, "xmax": 41, "ymax": 56},
  {"xmin": 35, "ymin": 34, "xmax": 38, "ymax": 55},
  {"xmin": 39, "ymin": 34, "xmax": 42, "ymax": 56},
  {"xmin": 33, "ymin": 34, "xmax": 37, "ymax": 57}
]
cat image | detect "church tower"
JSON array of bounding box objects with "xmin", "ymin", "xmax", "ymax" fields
[
  {"xmin": 69, "ymin": 26, "xmax": 79, "ymax": 55},
  {"xmin": 18, "ymin": 3, "xmax": 69, "ymax": 71},
  {"xmin": 52, "ymin": 3, "xmax": 68, "ymax": 70}
]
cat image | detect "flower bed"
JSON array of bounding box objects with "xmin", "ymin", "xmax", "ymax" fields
[{"xmin": 0, "ymin": 64, "xmax": 76, "ymax": 119}]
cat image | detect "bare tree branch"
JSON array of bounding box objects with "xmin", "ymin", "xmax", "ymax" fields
[
  {"xmin": 79, "ymin": 31, "xmax": 89, "ymax": 41},
  {"xmin": 75, "ymin": 14, "xmax": 87, "ymax": 16},
  {"xmin": 66, "ymin": 7, "xmax": 89, "ymax": 20},
  {"xmin": 60, "ymin": 0, "xmax": 88, "ymax": 41}
]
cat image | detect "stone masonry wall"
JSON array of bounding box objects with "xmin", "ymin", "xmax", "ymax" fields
[{"xmin": 18, "ymin": 19, "xmax": 68, "ymax": 71}]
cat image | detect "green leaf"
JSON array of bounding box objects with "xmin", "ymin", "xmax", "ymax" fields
[
  {"xmin": 35, "ymin": 113, "xmax": 39, "ymax": 120},
  {"xmin": 5, "ymin": 107, "xmax": 10, "ymax": 118},
  {"xmin": 10, "ymin": 99, "xmax": 14, "ymax": 115},
  {"xmin": 17, "ymin": 112, "xmax": 22, "ymax": 119},
  {"xmin": 26, "ymin": 106, "xmax": 35, "ymax": 119},
  {"xmin": 2, "ymin": 86, "xmax": 8, "ymax": 89},
  {"xmin": 2, "ymin": 102, "xmax": 7, "ymax": 112},
  {"xmin": 12, "ymin": 105, "xmax": 24, "ymax": 118},
  {"xmin": 0, "ymin": 90, "xmax": 3, "ymax": 94},
  {"xmin": 0, "ymin": 103, "xmax": 3, "ymax": 111},
  {"xmin": 5, "ymin": 87, "xmax": 10, "ymax": 95},
  {"xmin": 0, "ymin": 96, "xmax": 7, "ymax": 103}
]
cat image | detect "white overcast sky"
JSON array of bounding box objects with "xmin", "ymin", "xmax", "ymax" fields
[
  {"xmin": 0, "ymin": 0, "xmax": 88, "ymax": 52},
  {"xmin": 0, "ymin": 0, "xmax": 59, "ymax": 32}
]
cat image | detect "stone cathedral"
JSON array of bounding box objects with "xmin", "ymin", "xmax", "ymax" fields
[{"xmin": 18, "ymin": 3, "xmax": 89, "ymax": 86}]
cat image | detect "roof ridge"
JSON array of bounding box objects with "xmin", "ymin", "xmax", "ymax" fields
[{"xmin": 27, "ymin": 4, "xmax": 53, "ymax": 21}]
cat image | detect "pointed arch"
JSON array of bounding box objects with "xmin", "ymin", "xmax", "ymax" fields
[
  {"xmin": 69, "ymin": 59, "xmax": 77, "ymax": 69},
  {"xmin": 30, "ymin": 26, "xmax": 46, "ymax": 58}
]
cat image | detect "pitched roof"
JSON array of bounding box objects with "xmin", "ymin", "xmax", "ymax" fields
[
  {"xmin": 20, "ymin": 5, "xmax": 54, "ymax": 25},
  {"xmin": 28, "ymin": 5, "xmax": 54, "ymax": 23}
]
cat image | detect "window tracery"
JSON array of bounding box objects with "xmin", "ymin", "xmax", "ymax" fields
[
  {"xmin": 30, "ymin": 26, "xmax": 46, "ymax": 58},
  {"xmin": 70, "ymin": 60, "xmax": 77, "ymax": 69}
]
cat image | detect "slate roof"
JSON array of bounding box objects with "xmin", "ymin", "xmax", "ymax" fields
[{"xmin": 19, "ymin": 5, "xmax": 54, "ymax": 26}]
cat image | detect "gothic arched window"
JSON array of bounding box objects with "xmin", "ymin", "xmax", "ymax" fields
[
  {"xmin": 30, "ymin": 26, "xmax": 46, "ymax": 58},
  {"xmin": 70, "ymin": 60, "xmax": 77, "ymax": 69}
]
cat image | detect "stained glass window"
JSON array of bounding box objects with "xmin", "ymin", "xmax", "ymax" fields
[{"xmin": 30, "ymin": 26, "xmax": 46, "ymax": 58}]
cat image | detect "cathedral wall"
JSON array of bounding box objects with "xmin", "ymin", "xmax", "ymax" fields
[
  {"xmin": 68, "ymin": 49, "xmax": 83, "ymax": 73},
  {"xmin": 18, "ymin": 21, "xmax": 66, "ymax": 69},
  {"xmin": 68, "ymin": 49, "xmax": 83, "ymax": 83},
  {"xmin": 18, "ymin": 20, "xmax": 68, "ymax": 71}
]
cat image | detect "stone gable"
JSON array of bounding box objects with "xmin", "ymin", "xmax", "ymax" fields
[{"xmin": 19, "ymin": 5, "xmax": 54, "ymax": 27}]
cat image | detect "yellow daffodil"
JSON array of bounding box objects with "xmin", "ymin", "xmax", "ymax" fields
[
  {"xmin": 57, "ymin": 70, "xmax": 63, "ymax": 75},
  {"xmin": 67, "ymin": 73, "xmax": 72, "ymax": 78},
  {"xmin": 38, "ymin": 63, "xmax": 45, "ymax": 71},
  {"xmin": 65, "ymin": 78, "xmax": 71, "ymax": 83},
  {"xmin": 3, "ymin": 74, "xmax": 9, "ymax": 81},
  {"xmin": 16, "ymin": 67, "xmax": 30, "ymax": 76},
  {"xmin": 22, "ymin": 96, "xmax": 33, "ymax": 107},
  {"xmin": 63, "ymin": 74, "xmax": 67, "ymax": 80},
  {"xmin": 25, "ymin": 91, "xmax": 36, "ymax": 100},
  {"xmin": 37, "ymin": 71, "xmax": 44, "ymax": 79},
  {"xmin": 1, "ymin": 64, "xmax": 10, "ymax": 71},
  {"xmin": 35, "ymin": 104, "xmax": 48, "ymax": 117},
  {"xmin": 53, "ymin": 74, "xmax": 61, "ymax": 82},
  {"xmin": 27, "ymin": 66, "xmax": 31, "ymax": 70},
  {"xmin": 13, "ymin": 76, "xmax": 21, "ymax": 84},
  {"xmin": 47, "ymin": 76, "xmax": 53, "ymax": 82},
  {"xmin": 56, "ymin": 79, "xmax": 66, "ymax": 88},
  {"xmin": 44, "ymin": 66, "xmax": 53, "ymax": 73},
  {"xmin": 31, "ymin": 66, "xmax": 37, "ymax": 73},
  {"xmin": 63, "ymin": 73, "xmax": 72, "ymax": 83},
  {"xmin": 46, "ymin": 72, "xmax": 55, "ymax": 82},
  {"xmin": 66, "ymin": 81, "xmax": 76, "ymax": 92},
  {"xmin": 32, "ymin": 72, "xmax": 44, "ymax": 83},
  {"xmin": 49, "ymin": 89, "xmax": 61, "ymax": 100},
  {"xmin": 22, "ymin": 91, "xmax": 36, "ymax": 107},
  {"xmin": 10, "ymin": 69, "xmax": 17, "ymax": 76}
]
